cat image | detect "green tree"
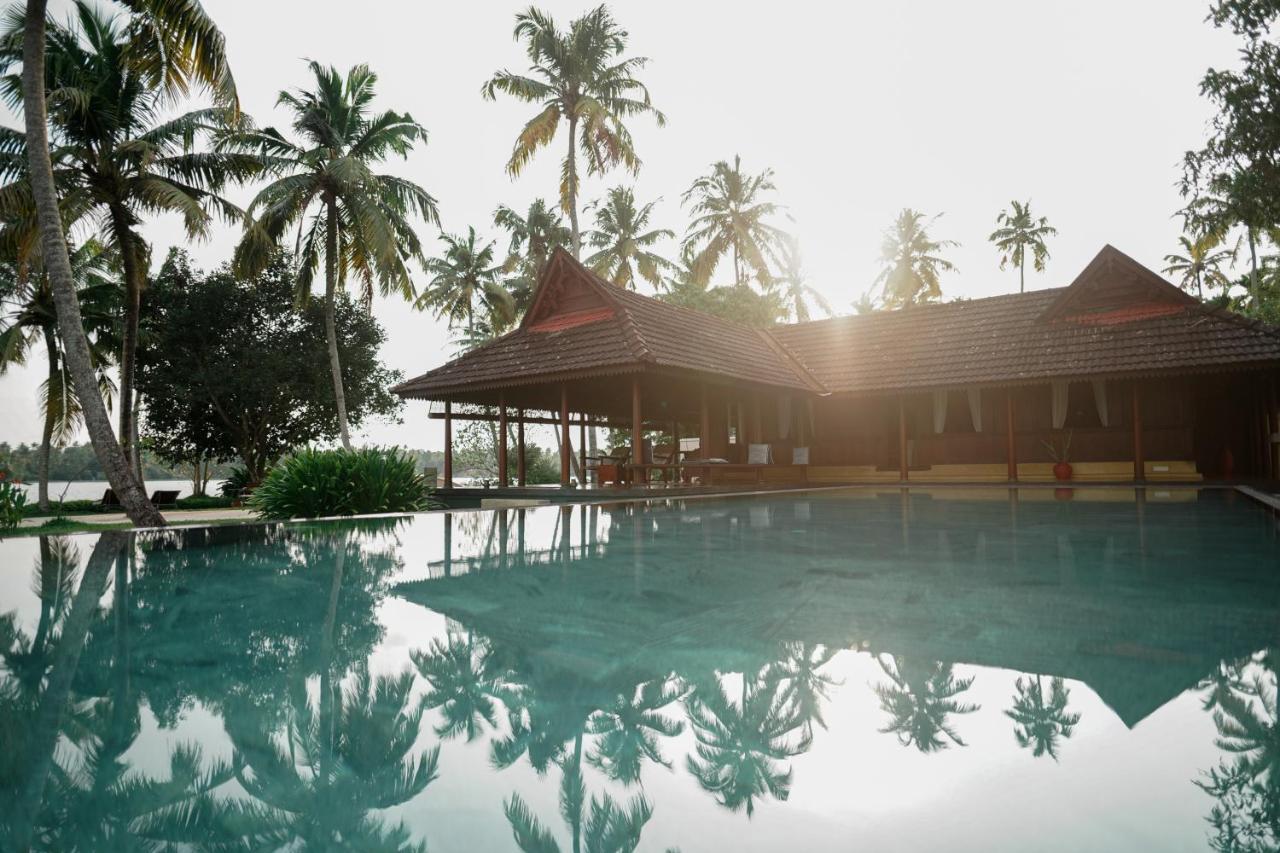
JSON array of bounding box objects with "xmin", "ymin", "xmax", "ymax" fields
[
  {"xmin": 873, "ymin": 655, "xmax": 979, "ymax": 753},
  {"xmin": 495, "ymin": 197, "xmax": 572, "ymax": 315},
  {"xmin": 482, "ymin": 5, "xmax": 665, "ymax": 257},
  {"xmin": 231, "ymin": 61, "xmax": 439, "ymax": 450},
  {"xmin": 989, "ymin": 199, "xmax": 1057, "ymax": 293},
  {"xmin": 661, "ymin": 249, "xmax": 785, "ymax": 328},
  {"xmin": 1164, "ymin": 232, "xmax": 1240, "ymax": 298},
  {"xmin": 418, "ymin": 227, "xmax": 515, "ymax": 338},
  {"xmin": 136, "ymin": 250, "xmax": 403, "ymax": 483},
  {"xmin": 585, "ymin": 185, "xmax": 674, "ymax": 290},
  {"xmin": 8, "ymin": 0, "xmax": 238, "ymax": 527},
  {"xmin": 875, "ymin": 209, "xmax": 958, "ymax": 309},
  {"xmin": 1004, "ymin": 675, "xmax": 1081, "ymax": 760},
  {"xmin": 775, "ymin": 236, "xmax": 832, "ymax": 322},
  {"xmin": 681, "ymin": 155, "xmax": 788, "ymax": 290},
  {"xmin": 0, "ymin": 241, "xmax": 118, "ymax": 509}
]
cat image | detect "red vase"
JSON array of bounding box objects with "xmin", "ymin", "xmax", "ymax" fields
[{"xmin": 1053, "ymin": 462, "xmax": 1073, "ymax": 482}]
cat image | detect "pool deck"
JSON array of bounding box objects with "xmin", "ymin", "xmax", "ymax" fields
[{"xmin": 16, "ymin": 507, "xmax": 257, "ymax": 529}]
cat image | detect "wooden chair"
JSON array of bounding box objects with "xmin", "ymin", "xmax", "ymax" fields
[
  {"xmin": 149, "ymin": 489, "xmax": 181, "ymax": 508},
  {"xmin": 99, "ymin": 489, "xmax": 122, "ymax": 510}
]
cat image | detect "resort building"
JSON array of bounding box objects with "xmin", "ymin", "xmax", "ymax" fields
[{"xmin": 394, "ymin": 245, "xmax": 1280, "ymax": 490}]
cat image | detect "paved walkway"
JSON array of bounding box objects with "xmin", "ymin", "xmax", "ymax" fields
[{"xmin": 19, "ymin": 507, "xmax": 257, "ymax": 529}]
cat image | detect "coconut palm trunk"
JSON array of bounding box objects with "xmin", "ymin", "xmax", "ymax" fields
[
  {"xmin": 21, "ymin": 0, "xmax": 163, "ymax": 527},
  {"xmin": 324, "ymin": 196, "xmax": 353, "ymax": 450},
  {"xmin": 566, "ymin": 114, "xmax": 581, "ymax": 258},
  {"xmin": 110, "ymin": 208, "xmax": 145, "ymax": 474},
  {"xmin": 38, "ymin": 326, "xmax": 57, "ymax": 510}
]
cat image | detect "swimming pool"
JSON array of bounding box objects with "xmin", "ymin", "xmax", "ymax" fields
[{"xmin": 1, "ymin": 487, "xmax": 1277, "ymax": 851}]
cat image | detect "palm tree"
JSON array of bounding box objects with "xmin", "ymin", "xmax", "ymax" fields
[
  {"xmin": 412, "ymin": 633, "xmax": 513, "ymax": 742},
  {"xmin": 1163, "ymin": 232, "xmax": 1239, "ymax": 299},
  {"xmin": 505, "ymin": 765, "xmax": 653, "ymax": 853},
  {"xmin": 0, "ymin": 240, "xmax": 118, "ymax": 509},
  {"xmin": 10, "ymin": 0, "xmax": 236, "ymax": 527},
  {"xmin": 873, "ymin": 655, "xmax": 979, "ymax": 753},
  {"xmin": 494, "ymin": 197, "xmax": 572, "ymax": 316},
  {"xmin": 483, "ymin": 6, "xmax": 665, "ymax": 258},
  {"xmin": 851, "ymin": 289, "xmax": 878, "ymax": 315},
  {"xmin": 681, "ymin": 155, "xmax": 788, "ymax": 290},
  {"xmin": 875, "ymin": 209, "xmax": 958, "ymax": 309},
  {"xmin": 231, "ymin": 61, "xmax": 439, "ymax": 450},
  {"xmin": 418, "ymin": 227, "xmax": 515, "ymax": 338},
  {"xmin": 989, "ymin": 200, "xmax": 1057, "ymax": 293},
  {"xmin": 765, "ymin": 642, "xmax": 841, "ymax": 737},
  {"xmin": 584, "ymin": 186, "xmax": 674, "ymax": 290},
  {"xmin": 775, "ymin": 236, "xmax": 832, "ymax": 322},
  {"xmin": 586, "ymin": 677, "xmax": 686, "ymax": 784},
  {"xmin": 1004, "ymin": 675, "xmax": 1081, "ymax": 760}
]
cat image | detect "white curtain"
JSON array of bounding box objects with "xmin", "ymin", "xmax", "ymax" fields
[
  {"xmin": 932, "ymin": 390, "xmax": 948, "ymax": 434},
  {"xmin": 777, "ymin": 396, "xmax": 792, "ymax": 439},
  {"xmin": 1051, "ymin": 381, "xmax": 1069, "ymax": 430},
  {"xmin": 967, "ymin": 388, "xmax": 983, "ymax": 433},
  {"xmin": 1092, "ymin": 379, "xmax": 1109, "ymax": 427}
]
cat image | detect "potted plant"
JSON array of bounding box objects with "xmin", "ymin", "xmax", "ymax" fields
[{"xmin": 1041, "ymin": 431, "xmax": 1074, "ymax": 481}]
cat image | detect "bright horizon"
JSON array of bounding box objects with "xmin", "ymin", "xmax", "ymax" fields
[{"xmin": 0, "ymin": 0, "xmax": 1243, "ymax": 455}]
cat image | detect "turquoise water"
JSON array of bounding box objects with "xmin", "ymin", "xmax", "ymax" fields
[{"xmin": 0, "ymin": 487, "xmax": 1277, "ymax": 851}]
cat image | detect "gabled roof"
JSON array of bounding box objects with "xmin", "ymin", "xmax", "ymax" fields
[{"xmin": 392, "ymin": 248, "xmax": 820, "ymax": 400}]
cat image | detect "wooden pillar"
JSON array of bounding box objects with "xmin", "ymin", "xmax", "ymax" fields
[
  {"xmin": 497, "ymin": 392, "xmax": 508, "ymax": 488},
  {"xmin": 751, "ymin": 393, "xmax": 763, "ymax": 444},
  {"xmin": 631, "ymin": 376, "xmax": 643, "ymax": 465},
  {"xmin": 1132, "ymin": 383, "xmax": 1145, "ymax": 483},
  {"xmin": 898, "ymin": 397, "xmax": 908, "ymax": 482},
  {"xmin": 1006, "ymin": 390, "xmax": 1017, "ymax": 482},
  {"xmin": 1260, "ymin": 379, "xmax": 1273, "ymax": 479},
  {"xmin": 560, "ymin": 383, "xmax": 571, "ymax": 487},
  {"xmin": 700, "ymin": 383, "xmax": 711, "ymax": 458},
  {"xmin": 517, "ymin": 410, "xmax": 526, "ymax": 487},
  {"xmin": 579, "ymin": 413, "xmax": 587, "ymax": 486},
  {"xmin": 443, "ymin": 400, "xmax": 453, "ymax": 489}
]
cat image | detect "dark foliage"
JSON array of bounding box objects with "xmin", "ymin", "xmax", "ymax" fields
[{"xmin": 249, "ymin": 447, "xmax": 433, "ymax": 520}]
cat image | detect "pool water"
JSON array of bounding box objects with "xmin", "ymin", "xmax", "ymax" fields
[{"xmin": 0, "ymin": 487, "xmax": 1277, "ymax": 851}]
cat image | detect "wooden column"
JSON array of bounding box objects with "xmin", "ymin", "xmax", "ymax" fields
[
  {"xmin": 898, "ymin": 397, "xmax": 908, "ymax": 482},
  {"xmin": 1132, "ymin": 383, "xmax": 1145, "ymax": 483},
  {"xmin": 1006, "ymin": 391, "xmax": 1017, "ymax": 482},
  {"xmin": 443, "ymin": 400, "xmax": 453, "ymax": 489},
  {"xmin": 517, "ymin": 410, "xmax": 526, "ymax": 487},
  {"xmin": 700, "ymin": 383, "xmax": 711, "ymax": 458},
  {"xmin": 631, "ymin": 376, "xmax": 643, "ymax": 465},
  {"xmin": 560, "ymin": 383, "xmax": 571, "ymax": 487},
  {"xmin": 751, "ymin": 394, "xmax": 763, "ymax": 444},
  {"xmin": 497, "ymin": 392, "xmax": 508, "ymax": 487},
  {"xmin": 579, "ymin": 413, "xmax": 587, "ymax": 486}
]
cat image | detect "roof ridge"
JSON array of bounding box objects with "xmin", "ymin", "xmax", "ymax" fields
[
  {"xmin": 757, "ymin": 328, "xmax": 829, "ymax": 394},
  {"xmin": 1189, "ymin": 300, "xmax": 1280, "ymax": 341},
  {"xmin": 776, "ymin": 288, "xmax": 1066, "ymax": 332}
]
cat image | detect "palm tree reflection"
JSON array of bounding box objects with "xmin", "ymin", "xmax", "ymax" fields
[
  {"xmin": 873, "ymin": 655, "xmax": 980, "ymax": 753},
  {"xmin": 1004, "ymin": 675, "xmax": 1081, "ymax": 760},
  {"xmin": 586, "ymin": 677, "xmax": 686, "ymax": 784},
  {"xmin": 413, "ymin": 630, "xmax": 515, "ymax": 742}
]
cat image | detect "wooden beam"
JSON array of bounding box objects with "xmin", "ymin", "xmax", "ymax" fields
[
  {"xmin": 517, "ymin": 410, "xmax": 526, "ymax": 487},
  {"xmin": 898, "ymin": 397, "xmax": 908, "ymax": 482},
  {"xmin": 560, "ymin": 384, "xmax": 571, "ymax": 487},
  {"xmin": 443, "ymin": 400, "xmax": 453, "ymax": 489},
  {"xmin": 429, "ymin": 411, "xmax": 610, "ymax": 427},
  {"xmin": 497, "ymin": 392, "xmax": 508, "ymax": 488},
  {"xmin": 632, "ymin": 376, "xmax": 643, "ymax": 465},
  {"xmin": 1132, "ymin": 383, "xmax": 1145, "ymax": 483},
  {"xmin": 700, "ymin": 383, "xmax": 710, "ymax": 458},
  {"xmin": 1006, "ymin": 391, "xmax": 1017, "ymax": 482}
]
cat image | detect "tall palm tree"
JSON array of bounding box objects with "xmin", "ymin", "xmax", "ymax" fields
[
  {"xmin": 0, "ymin": 240, "xmax": 118, "ymax": 509},
  {"xmin": 584, "ymin": 186, "xmax": 674, "ymax": 290},
  {"xmin": 681, "ymin": 155, "xmax": 788, "ymax": 290},
  {"xmin": 1163, "ymin": 232, "xmax": 1239, "ymax": 299},
  {"xmin": 988, "ymin": 199, "xmax": 1057, "ymax": 293},
  {"xmin": 418, "ymin": 227, "xmax": 515, "ymax": 338},
  {"xmin": 231, "ymin": 61, "xmax": 439, "ymax": 450},
  {"xmin": 12, "ymin": 0, "xmax": 236, "ymax": 527},
  {"xmin": 875, "ymin": 209, "xmax": 958, "ymax": 309},
  {"xmin": 873, "ymin": 655, "xmax": 979, "ymax": 753},
  {"xmin": 482, "ymin": 5, "xmax": 665, "ymax": 257},
  {"xmin": 494, "ymin": 197, "xmax": 571, "ymax": 316},
  {"xmin": 1004, "ymin": 675, "xmax": 1081, "ymax": 760},
  {"xmin": 851, "ymin": 289, "xmax": 878, "ymax": 315},
  {"xmin": 775, "ymin": 236, "xmax": 832, "ymax": 322}
]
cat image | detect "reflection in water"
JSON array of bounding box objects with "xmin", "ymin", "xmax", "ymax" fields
[{"xmin": 0, "ymin": 489, "xmax": 1279, "ymax": 850}]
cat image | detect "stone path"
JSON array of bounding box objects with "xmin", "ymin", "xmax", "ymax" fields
[{"xmin": 19, "ymin": 507, "xmax": 257, "ymax": 529}]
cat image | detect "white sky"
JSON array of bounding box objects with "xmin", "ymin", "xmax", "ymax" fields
[{"xmin": 0, "ymin": 0, "xmax": 1242, "ymax": 453}]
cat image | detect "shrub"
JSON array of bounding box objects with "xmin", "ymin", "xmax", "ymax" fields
[
  {"xmin": 176, "ymin": 494, "xmax": 235, "ymax": 510},
  {"xmin": 219, "ymin": 465, "xmax": 256, "ymax": 498},
  {"xmin": 0, "ymin": 472, "xmax": 28, "ymax": 530},
  {"xmin": 249, "ymin": 448, "xmax": 432, "ymax": 520}
]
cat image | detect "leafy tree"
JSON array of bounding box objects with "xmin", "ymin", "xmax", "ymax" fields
[
  {"xmin": 1004, "ymin": 675, "xmax": 1081, "ymax": 760},
  {"xmin": 418, "ymin": 226, "xmax": 514, "ymax": 337},
  {"xmin": 681, "ymin": 155, "xmax": 788, "ymax": 290},
  {"xmin": 774, "ymin": 236, "xmax": 832, "ymax": 322},
  {"xmin": 7, "ymin": 0, "xmax": 237, "ymax": 527},
  {"xmin": 0, "ymin": 241, "xmax": 117, "ymax": 508},
  {"xmin": 585, "ymin": 185, "xmax": 674, "ymax": 289},
  {"xmin": 1164, "ymin": 232, "xmax": 1240, "ymax": 298},
  {"xmin": 495, "ymin": 197, "xmax": 572, "ymax": 315},
  {"xmin": 136, "ymin": 250, "xmax": 402, "ymax": 483},
  {"xmin": 873, "ymin": 655, "xmax": 979, "ymax": 753},
  {"xmin": 989, "ymin": 199, "xmax": 1057, "ymax": 293},
  {"xmin": 875, "ymin": 209, "xmax": 958, "ymax": 309},
  {"xmin": 230, "ymin": 61, "xmax": 439, "ymax": 450},
  {"xmin": 483, "ymin": 5, "xmax": 665, "ymax": 256},
  {"xmin": 660, "ymin": 247, "xmax": 784, "ymax": 327}
]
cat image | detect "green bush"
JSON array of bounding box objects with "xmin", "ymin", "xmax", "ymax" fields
[
  {"xmin": 249, "ymin": 448, "xmax": 432, "ymax": 520},
  {"xmin": 0, "ymin": 474, "xmax": 28, "ymax": 530},
  {"xmin": 219, "ymin": 465, "xmax": 256, "ymax": 498},
  {"xmin": 176, "ymin": 494, "xmax": 235, "ymax": 510}
]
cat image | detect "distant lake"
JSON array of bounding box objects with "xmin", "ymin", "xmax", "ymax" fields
[{"xmin": 16, "ymin": 479, "xmax": 223, "ymax": 503}]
